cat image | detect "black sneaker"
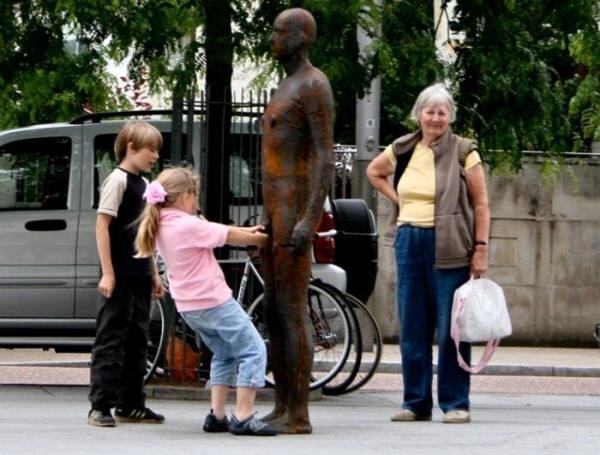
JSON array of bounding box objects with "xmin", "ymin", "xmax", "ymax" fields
[
  {"xmin": 115, "ymin": 406, "xmax": 165, "ymax": 424},
  {"xmin": 229, "ymin": 414, "xmax": 277, "ymax": 436},
  {"xmin": 88, "ymin": 408, "xmax": 116, "ymax": 427},
  {"xmin": 203, "ymin": 410, "xmax": 230, "ymax": 433}
]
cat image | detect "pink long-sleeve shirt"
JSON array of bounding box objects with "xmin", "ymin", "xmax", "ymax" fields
[{"xmin": 156, "ymin": 208, "xmax": 232, "ymax": 312}]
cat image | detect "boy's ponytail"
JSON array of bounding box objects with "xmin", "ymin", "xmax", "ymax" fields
[{"xmin": 135, "ymin": 204, "xmax": 160, "ymax": 258}]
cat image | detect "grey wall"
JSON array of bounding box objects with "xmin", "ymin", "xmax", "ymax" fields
[{"xmin": 370, "ymin": 161, "xmax": 600, "ymax": 347}]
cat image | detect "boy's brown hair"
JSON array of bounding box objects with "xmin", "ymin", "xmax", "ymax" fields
[{"xmin": 114, "ymin": 120, "xmax": 163, "ymax": 163}]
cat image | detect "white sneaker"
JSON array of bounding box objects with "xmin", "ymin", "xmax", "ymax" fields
[
  {"xmin": 390, "ymin": 409, "xmax": 432, "ymax": 422},
  {"xmin": 443, "ymin": 409, "xmax": 471, "ymax": 424}
]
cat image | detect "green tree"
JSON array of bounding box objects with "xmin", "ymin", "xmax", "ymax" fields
[
  {"xmin": 568, "ymin": 1, "xmax": 600, "ymax": 149},
  {"xmin": 0, "ymin": 1, "xmax": 120, "ymax": 128},
  {"xmin": 450, "ymin": 0, "xmax": 594, "ymax": 170},
  {"xmin": 58, "ymin": 0, "xmax": 203, "ymax": 93},
  {"xmin": 377, "ymin": 0, "xmax": 442, "ymax": 145}
]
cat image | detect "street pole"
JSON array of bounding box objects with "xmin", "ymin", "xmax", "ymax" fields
[{"xmin": 354, "ymin": 0, "xmax": 382, "ymax": 214}]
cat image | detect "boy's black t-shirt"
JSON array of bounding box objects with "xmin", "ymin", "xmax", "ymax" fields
[{"xmin": 97, "ymin": 167, "xmax": 152, "ymax": 277}]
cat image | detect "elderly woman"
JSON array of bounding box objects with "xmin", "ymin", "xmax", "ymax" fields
[{"xmin": 367, "ymin": 83, "xmax": 490, "ymax": 424}]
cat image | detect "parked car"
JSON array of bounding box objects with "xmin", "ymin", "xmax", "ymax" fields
[
  {"xmin": 0, "ymin": 111, "xmax": 375, "ymax": 355},
  {"xmin": 0, "ymin": 112, "xmax": 197, "ymax": 352}
]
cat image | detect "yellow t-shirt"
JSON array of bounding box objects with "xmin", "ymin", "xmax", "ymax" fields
[{"xmin": 384, "ymin": 142, "xmax": 481, "ymax": 227}]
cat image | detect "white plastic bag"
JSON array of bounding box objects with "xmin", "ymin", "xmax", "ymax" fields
[
  {"xmin": 451, "ymin": 277, "xmax": 512, "ymax": 373},
  {"xmin": 452, "ymin": 278, "xmax": 512, "ymax": 342}
]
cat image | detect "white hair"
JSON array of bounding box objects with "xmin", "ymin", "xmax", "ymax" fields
[{"xmin": 410, "ymin": 83, "xmax": 456, "ymax": 126}]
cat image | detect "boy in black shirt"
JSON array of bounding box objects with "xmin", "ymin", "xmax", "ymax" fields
[{"xmin": 88, "ymin": 121, "xmax": 165, "ymax": 427}]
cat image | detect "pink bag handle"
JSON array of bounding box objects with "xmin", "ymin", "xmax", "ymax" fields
[{"xmin": 451, "ymin": 293, "xmax": 500, "ymax": 374}]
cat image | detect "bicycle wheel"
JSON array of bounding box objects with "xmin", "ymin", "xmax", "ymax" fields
[
  {"xmin": 145, "ymin": 296, "xmax": 167, "ymax": 383},
  {"xmin": 247, "ymin": 282, "xmax": 352, "ymax": 390},
  {"xmin": 313, "ymin": 281, "xmax": 363, "ymax": 396},
  {"xmin": 340, "ymin": 292, "xmax": 382, "ymax": 394}
]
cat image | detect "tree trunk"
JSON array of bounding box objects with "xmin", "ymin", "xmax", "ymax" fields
[{"xmin": 203, "ymin": 0, "xmax": 233, "ymax": 225}]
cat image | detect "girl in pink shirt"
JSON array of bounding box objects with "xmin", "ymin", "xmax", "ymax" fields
[{"xmin": 135, "ymin": 167, "xmax": 276, "ymax": 436}]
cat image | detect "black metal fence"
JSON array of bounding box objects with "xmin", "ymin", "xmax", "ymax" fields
[{"xmin": 155, "ymin": 91, "xmax": 358, "ymax": 386}]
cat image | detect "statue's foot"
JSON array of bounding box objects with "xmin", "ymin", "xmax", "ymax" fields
[
  {"xmin": 269, "ymin": 413, "xmax": 312, "ymax": 434},
  {"xmin": 261, "ymin": 411, "xmax": 312, "ymax": 434},
  {"xmin": 261, "ymin": 408, "xmax": 287, "ymax": 423},
  {"xmin": 274, "ymin": 419, "xmax": 313, "ymax": 435}
]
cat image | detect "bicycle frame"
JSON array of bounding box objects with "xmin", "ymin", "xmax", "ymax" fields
[
  {"xmin": 218, "ymin": 256, "xmax": 264, "ymax": 306},
  {"xmin": 220, "ymin": 227, "xmax": 338, "ymax": 307}
]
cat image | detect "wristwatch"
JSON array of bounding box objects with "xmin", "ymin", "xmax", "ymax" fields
[{"xmin": 474, "ymin": 240, "xmax": 488, "ymax": 246}]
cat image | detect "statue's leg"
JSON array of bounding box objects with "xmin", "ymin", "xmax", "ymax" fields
[
  {"xmin": 260, "ymin": 244, "xmax": 289, "ymax": 422},
  {"xmin": 273, "ymin": 246, "xmax": 313, "ymax": 434}
]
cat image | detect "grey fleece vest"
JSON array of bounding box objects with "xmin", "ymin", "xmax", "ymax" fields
[{"xmin": 392, "ymin": 128, "xmax": 477, "ymax": 269}]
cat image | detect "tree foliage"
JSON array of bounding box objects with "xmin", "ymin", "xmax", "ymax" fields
[
  {"xmin": 0, "ymin": 1, "xmax": 121, "ymax": 128},
  {"xmin": 377, "ymin": 1, "xmax": 442, "ymax": 144},
  {"xmin": 450, "ymin": 0, "xmax": 597, "ymax": 170},
  {"xmin": 58, "ymin": 0, "xmax": 204, "ymax": 93},
  {"xmin": 568, "ymin": 1, "xmax": 600, "ymax": 146},
  {"xmin": 2, "ymin": 0, "xmax": 599, "ymax": 168}
]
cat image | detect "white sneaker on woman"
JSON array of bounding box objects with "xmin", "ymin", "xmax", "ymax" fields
[{"xmin": 443, "ymin": 409, "xmax": 471, "ymax": 423}]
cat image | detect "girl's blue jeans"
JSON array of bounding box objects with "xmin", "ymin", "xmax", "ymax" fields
[
  {"xmin": 395, "ymin": 225, "xmax": 471, "ymax": 415},
  {"xmin": 181, "ymin": 298, "xmax": 266, "ymax": 389}
]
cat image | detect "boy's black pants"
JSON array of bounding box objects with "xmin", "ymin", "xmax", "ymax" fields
[{"xmin": 89, "ymin": 276, "xmax": 152, "ymax": 411}]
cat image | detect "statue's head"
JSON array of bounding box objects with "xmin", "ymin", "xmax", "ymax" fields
[{"xmin": 270, "ymin": 8, "xmax": 317, "ymax": 62}]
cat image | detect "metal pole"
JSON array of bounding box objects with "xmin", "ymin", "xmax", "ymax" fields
[
  {"xmin": 170, "ymin": 91, "xmax": 184, "ymax": 164},
  {"xmin": 354, "ymin": 0, "xmax": 382, "ymax": 214}
]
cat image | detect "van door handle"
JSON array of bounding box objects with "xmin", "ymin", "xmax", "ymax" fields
[{"xmin": 25, "ymin": 219, "xmax": 67, "ymax": 231}]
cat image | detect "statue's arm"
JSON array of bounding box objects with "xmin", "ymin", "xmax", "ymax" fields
[{"xmin": 291, "ymin": 75, "xmax": 335, "ymax": 251}]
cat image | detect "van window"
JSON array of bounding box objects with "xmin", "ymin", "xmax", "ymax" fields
[
  {"xmin": 93, "ymin": 133, "xmax": 185, "ymax": 207},
  {"xmin": 0, "ymin": 137, "xmax": 71, "ymax": 210},
  {"xmin": 229, "ymin": 132, "xmax": 262, "ymax": 205},
  {"xmin": 230, "ymin": 155, "xmax": 254, "ymax": 199}
]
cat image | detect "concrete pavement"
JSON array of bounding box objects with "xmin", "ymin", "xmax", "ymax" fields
[
  {"xmin": 1, "ymin": 346, "xmax": 599, "ymax": 454},
  {"xmin": 0, "ymin": 385, "xmax": 599, "ymax": 455}
]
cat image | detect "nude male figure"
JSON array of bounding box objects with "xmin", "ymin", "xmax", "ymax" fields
[{"xmin": 260, "ymin": 8, "xmax": 334, "ymax": 434}]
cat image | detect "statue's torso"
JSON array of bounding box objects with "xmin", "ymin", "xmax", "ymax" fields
[{"xmin": 261, "ymin": 73, "xmax": 318, "ymax": 218}]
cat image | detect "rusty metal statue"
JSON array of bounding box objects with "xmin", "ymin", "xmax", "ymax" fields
[{"xmin": 260, "ymin": 8, "xmax": 334, "ymax": 434}]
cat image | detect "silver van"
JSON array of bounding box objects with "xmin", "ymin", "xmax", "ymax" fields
[{"xmin": 0, "ymin": 113, "xmax": 200, "ymax": 351}]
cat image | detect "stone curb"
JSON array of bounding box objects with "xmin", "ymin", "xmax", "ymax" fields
[
  {"xmin": 3, "ymin": 360, "xmax": 600, "ymax": 378},
  {"xmin": 374, "ymin": 362, "xmax": 600, "ymax": 378},
  {"xmin": 146, "ymin": 384, "xmax": 323, "ymax": 402}
]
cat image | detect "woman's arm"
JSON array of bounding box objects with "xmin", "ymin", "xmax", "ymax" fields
[
  {"xmin": 465, "ymin": 163, "xmax": 491, "ymax": 276},
  {"xmin": 366, "ymin": 152, "xmax": 399, "ymax": 205}
]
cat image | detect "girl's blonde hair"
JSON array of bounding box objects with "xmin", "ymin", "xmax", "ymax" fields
[
  {"xmin": 114, "ymin": 120, "xmax": 163, "ymax": 163},
  {"xmin": 135, "ymin": 167, "xmax": 199, "ymax": 258}
]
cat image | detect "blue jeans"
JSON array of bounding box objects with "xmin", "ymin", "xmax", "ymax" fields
[
  {"xmin": 181, "ymin": 298, "xmax": 266, "ymax": 388},
  {"xmin": 395, "ymin": 225, "xmax": 471, "ymax": 414}
]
